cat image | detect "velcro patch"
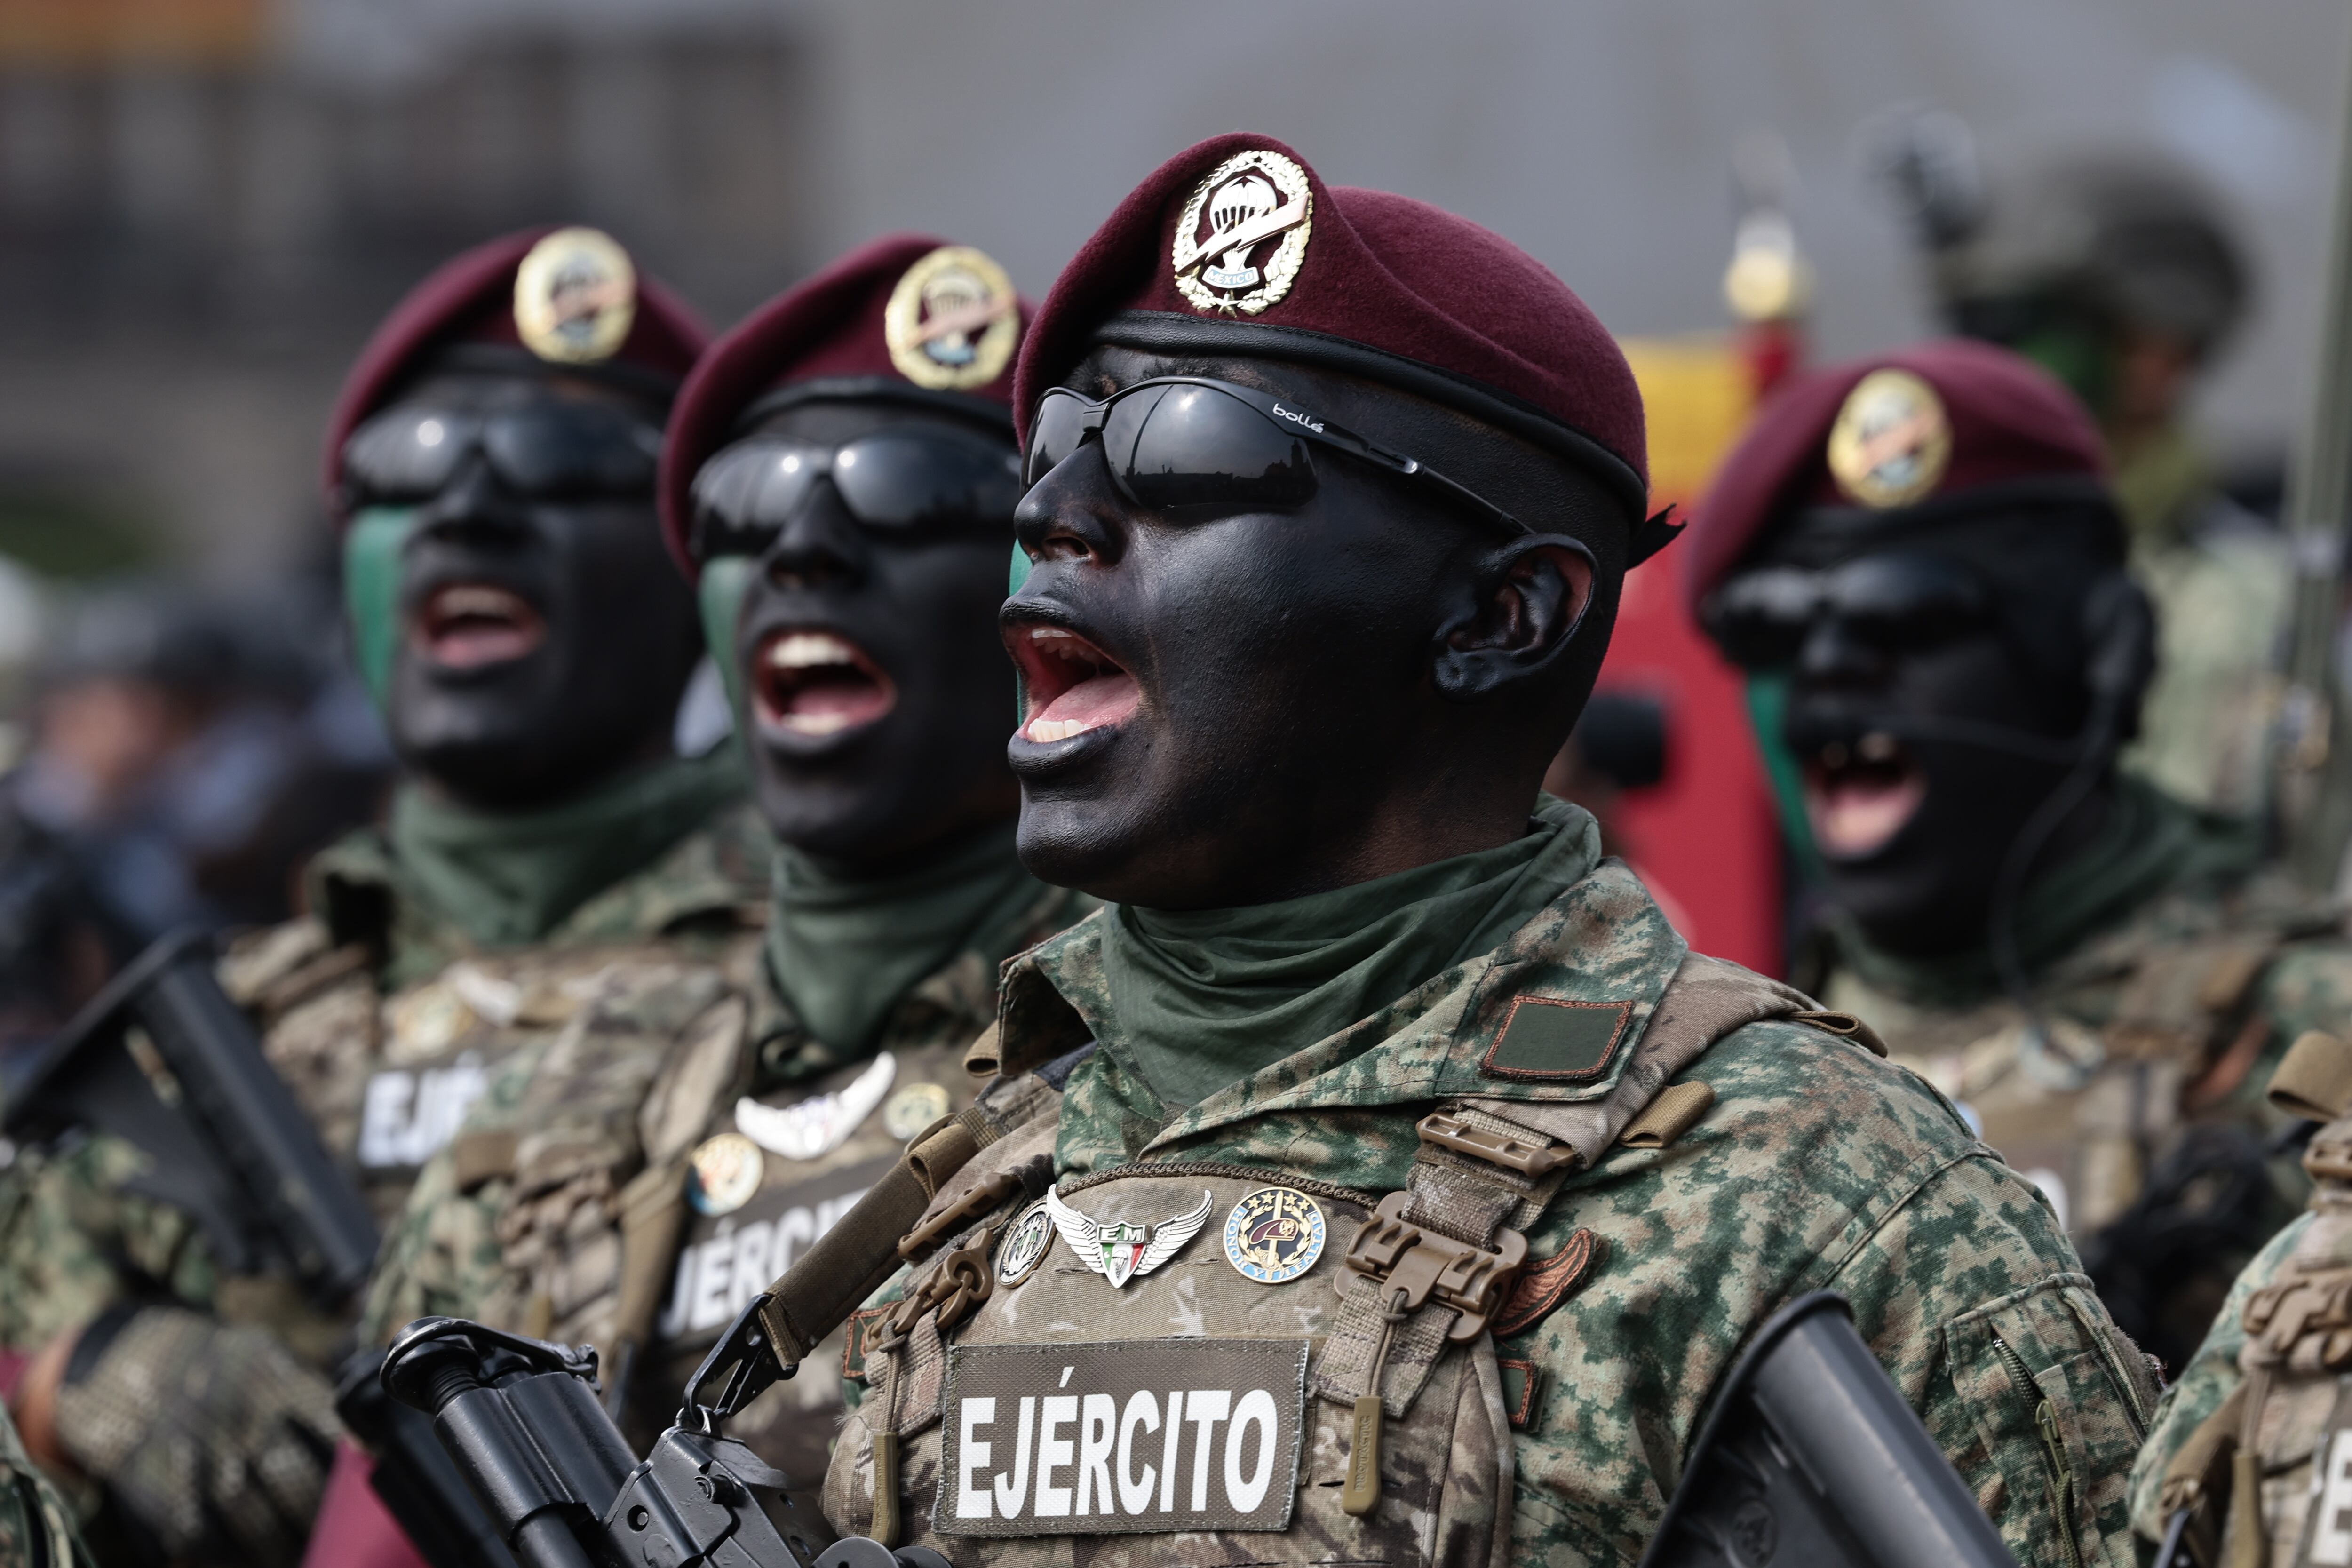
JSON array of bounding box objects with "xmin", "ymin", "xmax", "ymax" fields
[
  {"xmin": 842, "ymin": 1304, "xmax": 894, "ymax": 1383},
  {"xmin": 1493, "ymin": 1228, "xmax": 1604, "ymax": 1338},
  {"xmin": 935, "ymin": 1338, "xmax": 1308, "ymax": 1536},
  {"xmin": 1479, "ymin": 996, "xmax": 1634, "ymax": 1082},
  {"xmin": 1497, "ymin": 1358, "xmax": 1542, "ymax": 1429}
]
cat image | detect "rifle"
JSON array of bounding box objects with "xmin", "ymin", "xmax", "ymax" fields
[
  {"xmin": 1640, "ymin": 1292, "xmax": 2018, "ymax": 1568},
  {"xmin": 380, "ymin": 1309, "xmax": 943, "ymax": 1568},
  {"xmin": 1, "ymin": 925, "xmax": 379, "ymax": 1306}
]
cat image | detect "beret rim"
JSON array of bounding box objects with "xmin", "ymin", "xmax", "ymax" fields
[
  {"xmin": 426, "ymin": 342, "xmax": 686, "ymax": 405},
  {"xmin": 1783, "ymin": 473, "xmax": 2120, "ymax": 542},
  {"xmin": 1086, "ymin": 310, "xmax": 1648, "ymax": 526},
  {"xmin": 731, "ymin": 376, "xmax": 1017, "ymax": 442}
]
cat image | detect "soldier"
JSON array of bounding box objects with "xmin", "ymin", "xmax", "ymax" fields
[
  {"xmin": 1933, "ymin": 152, "xmax": 2285, "ymax": 821},
  {"xmin": 2127, "ymin": 1032, "xmax": 2352, "ymax": 1562},
  {"xmin": 1685, "ymin": 338, "xmax": 2352, "ymax": 1377},
  {"xmin": 803, "ymin": 135, "xmax": 2154, "ymax": 1568},
  {"xmin": 0, "ymin": 226, "xmax": 753, "ymax": 1566},
  {"xmin": 355, "ymin": 235, "xmax": 1090, "ymax": 1512}
]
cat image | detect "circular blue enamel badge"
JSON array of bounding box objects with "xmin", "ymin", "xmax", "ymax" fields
[{"xmin": 1223, "ymin": 1187, "xmax": 1326, "ymax": 1284}]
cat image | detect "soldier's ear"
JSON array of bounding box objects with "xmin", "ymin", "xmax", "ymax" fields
[{"xmin": 1432, "ymin": 534, "xmax": 1597, "ymax": 701}]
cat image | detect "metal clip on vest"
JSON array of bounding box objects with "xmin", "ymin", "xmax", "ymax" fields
[{"xmin": 381, "ymin": 1314, "xmax": 946, "ymax": 1568}]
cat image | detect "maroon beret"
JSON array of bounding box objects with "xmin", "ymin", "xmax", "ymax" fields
[
  {"xmin": 658, "ymin": 233, "xmax": 1031, "ymax": 580},
  {"xmin": 322, "ymin": 226, "xmax": 709, "ymax": 517},
  {"xmin": 1681, "ymin": 338, "xmax": 2112, "ymax": 617},
  {"xmin": 1013, "ymin": 132, "xmax": 1648, "ymax": 525}
]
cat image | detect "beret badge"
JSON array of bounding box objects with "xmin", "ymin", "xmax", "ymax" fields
[
  {"xmin": 884, "ymin": 244, "xmax": 1020, "ymax": 390},
  {"xmin": 1172, "ymin": 147, "xmax": 1313, "ymax": 316},
  {"xmin": 512, "ymin": 226, "xmax": 637, "ymax": 365},
  {"xmin": 1826, "ymin": 367, "xmax": 1952, "ymax": 509}
]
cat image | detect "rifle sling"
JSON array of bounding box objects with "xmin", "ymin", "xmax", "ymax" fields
[{"xmin": 756, "ymin": 1107, "xmax": 995, "ymax": 1367}]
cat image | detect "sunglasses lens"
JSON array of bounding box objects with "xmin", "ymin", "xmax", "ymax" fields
[
  {"xmin": 1703, "ymin": 568, "xmax": 1820, "ymax": 669},
  {"xmin": 1024, "ymin": 390, "xmax": 1092, "ymax": 487},
  {"xmin": 836, "ymin": 435, "xmax": 1023, "ymax": 529},
  {"xmin": 486, "ymin": 405, "xmax": 660, "ymax": 497},
  {"xmin": 1827, "ymin": 555, "xmax": 1991, "ymax": 645},
  {"xmin": 689, "ymin": 440, "xmax": 821, "ymax": 560},
  {"xmin": 342, "ymin": 410, "xmax": 471, "ymax": 501},
  {"xmin": 1121, "ymin": 383, "xmax": 1314, "ymax": 513}
]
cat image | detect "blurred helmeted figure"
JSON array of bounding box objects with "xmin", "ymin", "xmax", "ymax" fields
[{"xmin": 1890, "ymin": 135, "xmax": 2286, "ymax": 820}]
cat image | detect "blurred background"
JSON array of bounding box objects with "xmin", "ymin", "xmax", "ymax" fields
[{"xmin": 0, "ymin": 0, "xmax": 2345, "ymax": 1035}]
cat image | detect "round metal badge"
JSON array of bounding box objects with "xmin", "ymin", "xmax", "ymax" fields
[
  {"xmin": 882, "ymin": 1082, "xmax": 953, "ymax": 1142},
  {"xmin": 994, "ymin": 1200, "xmax": 1054, "ymax": 1289},
  {"xmin": 883, "ymin": 245, "xmax": 1019, "ymax": 391},
  {"xmin": 513, "ymin": 226, "xmax": 637, "ymax": 365},
  {"xmin": 1222, "ymin": 1187, "xmax": 1327, "ymax": 1285},
  {"xmin": 686, "ymin": 1131, "xmax": 765, "ymax": 1217},
  {"xmin": 1172, "ymin": 148, "xmax": 1313, "ymax": 317},
  {"xmin": 1825, "ymin": 367, "xmax": 1951, "ymax": 509}
]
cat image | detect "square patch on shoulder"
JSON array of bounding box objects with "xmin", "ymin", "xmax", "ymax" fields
[{"xmin": 1479, "ymin": 996, "xmax": 1634, "ymax": 1082}]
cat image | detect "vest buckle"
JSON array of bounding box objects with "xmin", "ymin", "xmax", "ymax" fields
[
  {"xmin": 1342, "ymin": 1191, "xmax": 1529, "ymax": 1343},
  {"xmin": 1416, "ymin": 1111, "xmax": 1575, "ymax": 1177}
]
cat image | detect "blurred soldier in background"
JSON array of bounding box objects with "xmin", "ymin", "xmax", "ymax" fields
[
  {"xmin": 0, "ymin": 227, "xmax": 758, "ymax": 1568},
  {"xmin": 1891, "ymin": 137, "xmax": 2288, "ymax": 822},
  {"xmin": 0, "ymin": 581, "xmax": 390, "ymax": 1062},
  {"xmin": 352, "ymin": 236, "xmax": 1090, "ymax": 1549},
  {"xmin": 1688, "ymin": 340, "xmax": 2352, "ymax": 1375}
]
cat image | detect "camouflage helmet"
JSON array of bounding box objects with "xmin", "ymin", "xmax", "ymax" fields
[{"xmin": 1934, "ymin": 151, "xmax": 2250, "ymax": 365}]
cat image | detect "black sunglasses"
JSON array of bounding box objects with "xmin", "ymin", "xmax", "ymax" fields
[
  {"xmin": 1703, "ymin": 553, "xmax": 1996, "ymax": 669},
  {"xmin": 688, "ymin": 430, "xmax": 1024, "ymax": 562},
  {"xmin": 1024, "ymin": 376, "xmax": 1527, "ymax": 535},
  {"xmin": 342, "ymin": 402, "xmax": 664, "ymax": 505}
]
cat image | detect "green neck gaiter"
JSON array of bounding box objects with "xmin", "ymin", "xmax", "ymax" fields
[
  {"xmin": 1832, "ymin": 772, "xmax": 2256, "ymax": 1008},
  {"xmin": 390, "ymin": 747, "xmax": 742, "ymax": 948},
  {"xmin": 1096, "ymin": 796, "xmax": 1601, "ymax": 1110},
  {"xmin": 766, "ymin": 816, "xmax": 1045, "ymax": 1055}
]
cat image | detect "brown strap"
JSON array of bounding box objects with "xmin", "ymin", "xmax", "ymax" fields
[
  {"xmin": 2161, "ymin": 1381, "xmax": 2245, "ymax": 1518},
  {"xmin": 756, "ymin": 1107, "xmax": 995, "ymax": 1367},
  {"xmin": 1619, "ymin": 1081, "xmax": 1715, "ymax": 1149},
  {"xmin": 603, "ymin": 1158, "xmax": 691, "ymax": 1385},
  {"xmin": 1788, "ymin": 1009, "xmax": 1888, "ymax": 1058},
  {"xmin": 2270, "ymin": 1031, "xmax": 2352, "ymax": 1122}
]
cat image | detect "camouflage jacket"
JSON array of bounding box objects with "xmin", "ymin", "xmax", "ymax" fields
[
  {"xmin": 0, "ymin": 1401, "xmax": 87, "ymax": 1568},
  {"xmin": 358, "ymin": 876, "xmax": 1091, "ymax": 1472},
  {"xmin": 0, "ymin": 803, "xmax": 765, "ymax": 1565},
  {"xmin": 826, "ymin": 857, "xmax": 2159, "ymax": 1568}
]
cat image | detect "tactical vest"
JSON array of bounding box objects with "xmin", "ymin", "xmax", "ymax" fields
[
  {"xmin": 1851, "ymin": 914, "xmax": 2311, "ymax": 1239},
  {"xmin": 808, "ymin": 955, "xmax": 1871, "ymax": 1567},
  {"xmin": 2156, "ymin": 1029, "xmax": 2352, "ymax": 1568}
]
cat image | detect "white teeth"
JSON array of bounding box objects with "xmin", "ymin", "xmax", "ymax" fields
[
  {"xmin": 780, "ymin": 711, "xmax": 856, "ymax": 736},
  {"xmin": 768, "ymin": 632, "xmax": 858, "ymax": 670},
  {"xmin": 1029, "ymin": 627, "xmax": 1074, "ymax": 642},
  {"xmin": 1024, "ymin": 717, "xmax": 1098, "ymax": 743},
  {"xmin": 434, "ymin": 585, "xmax": 524, "ymax": 617}
]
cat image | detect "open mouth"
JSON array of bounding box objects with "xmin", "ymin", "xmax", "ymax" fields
[
  {"xmin": 753, "ymin": 629, "xmax": 897, "ymax": 739},
  {"xmin": 414, "ymin": 583, "xmax": 546, "ymax": 669},
  {"xmin": 1009, "ymin": 624, "xmax": 1139, "ymax": 745},
  {"xmin": 1802, "ymin": 731, "xmax": 1927, "ymax": 860}
]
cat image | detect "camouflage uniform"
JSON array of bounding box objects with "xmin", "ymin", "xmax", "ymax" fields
[
  {"xmin": 359, "ymin": 878, "xmax": 1089, "ymax": 1495},
  {"xmin": 0, "ymin": 799, "xmax": 765, "ymax": 1563},
  {"xmin": 0, "ymin": 1403, "xmax": 88, "ymax": 1568},
  {"xmin": 1811, "ymin": 784, "xmax": 2352, "ymax": 1371},
  {"xmin": 823, "ymin": 842, "xmax": 2157, "ymax": 1568},
  {"xmin": 2124, "ymin": 1050, "xmax": 2352, "ymax": 1558},
  {"xmin": 2112, "ymin": 426, "xmax": 2289, "ymax": 822}
]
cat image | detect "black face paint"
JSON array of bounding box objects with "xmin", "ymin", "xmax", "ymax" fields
[
  {"xmin": 1003, "ymin": 348, "xmax": 1617, "ymax": 910},
  {"xmin": 1740, "ymin": 515, "xmax": 2112, "ymax": 956},
  {"xmin": 377, "ymin": 372, "xmax": 701, "ymax": 810},
  {"xmin": 715, "ymin": 402, "xmax": 1020, "ymax": 865}
]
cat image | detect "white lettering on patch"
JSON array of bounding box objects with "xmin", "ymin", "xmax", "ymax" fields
[
  {"xmin": 358, "ymin": 1055, "xmax": 489, "ymax": 1169},
  {"xmin": 935, "ymin": 1340, "xmax": 1306, "ymax": 1536},
  {"xmin": 655, "ymin": 1184, "xmax": 871, "ymax": 1341}
]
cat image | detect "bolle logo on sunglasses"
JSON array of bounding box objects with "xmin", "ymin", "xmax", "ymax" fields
[{"xmin": 1268, "ymin": 403, "xmax": 1324, "ymax": 434}]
